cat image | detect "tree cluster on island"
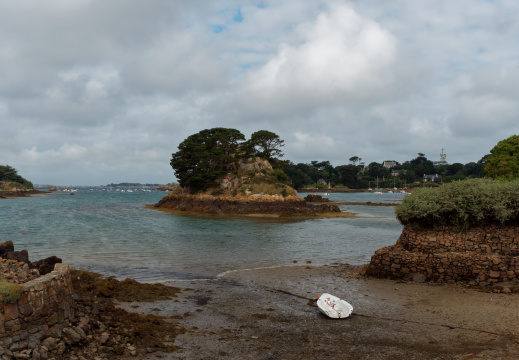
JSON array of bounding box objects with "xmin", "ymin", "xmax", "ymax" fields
[
  {"xmin": 170, "ymin": 128, "xmax": 288, "ymax": 194},
  {"xmin": 0, "ymin": 165, "xmax": 33, "ymax": 190}
]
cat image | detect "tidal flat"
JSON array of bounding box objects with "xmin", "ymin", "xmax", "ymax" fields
[{"xmin": 119, "ymin": 264, "xmax": 519, "ymax": 360}]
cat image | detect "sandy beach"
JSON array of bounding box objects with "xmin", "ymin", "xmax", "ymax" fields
[{"xmin": 116, "ymin": 264, "xmax": 519, "ymax": 360}]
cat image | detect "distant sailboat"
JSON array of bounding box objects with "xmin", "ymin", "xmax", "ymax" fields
[{"xmin": 375, "ymin": 177, "xmax": 383, "ymax": 194}]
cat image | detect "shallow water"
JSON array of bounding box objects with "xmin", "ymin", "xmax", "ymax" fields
[{"xmin": 0, "ymin": 189, "xmax": 405, "ymax": 282}]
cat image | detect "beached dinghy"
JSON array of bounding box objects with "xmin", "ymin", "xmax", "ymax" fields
[{"xmin": 317, "ymin": 293, "xmax": 353, "ymax": 319}]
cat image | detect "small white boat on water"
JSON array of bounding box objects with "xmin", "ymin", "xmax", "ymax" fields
[{"xmin": 317, "ymin": 293, "xmax": 353, "ymax": 319}]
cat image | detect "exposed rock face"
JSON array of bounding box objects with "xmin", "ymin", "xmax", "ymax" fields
[
  {"xmin": 4, "ymin": 249, "xmax": 29, "ymax": 263},
  {"xmin": 0, "ymin": 258, "xmax": 40, "ymax": 283},
  {"xmin": 155, "ymin": 194, "xmax": 340, "ymax": 217},
  {"xmin": 367, "ymin": 224, "xmax": 519, "ymax": 287},
  {"xmin": 0, "ymin": 240, "xmax": 62, "ymax": 276},
  {"xmin": 304, "ymin": 194, "xmax": 330, "ymax": 202},
  {"xmin": 32, "ymin": 255, "xmax": 63, "ymax": 275},
  {"xmin": 237, "ymin": 157, "xmax": 272, "ymax": 172},
  {"xmin": 0, "ymin": 240, "xmax": 14, "ymax": 257},
  {"xmin": 156, "ymin": 183, "xmax": 179, "ymax": 191}
]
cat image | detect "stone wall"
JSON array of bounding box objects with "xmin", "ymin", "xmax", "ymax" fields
[
  {"xmin": 0, "ymin": 263, "xmax": 75, "ymax": 351},
  {"xmin": 367, "ymin": 224, "xmax": 519, "ymax": 287}
]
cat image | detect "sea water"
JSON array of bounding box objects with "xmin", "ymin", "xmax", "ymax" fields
[{"xmin": 0, "ymin": 190, "xmax": 405, "ymax": 282}]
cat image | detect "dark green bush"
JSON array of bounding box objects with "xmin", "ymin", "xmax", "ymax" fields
[
  {"xmin": 396, "ymin": 178, "xmax": 519, "ymax": 230},
  {"xmin": 271, "ymin": 169, "xmax": 289, "ymax": 184}
]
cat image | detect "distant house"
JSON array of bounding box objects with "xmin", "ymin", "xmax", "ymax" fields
[
  {"xmin": 383, "ymin": 160, "xmax": 397, "ymax": 169},
  {"xmin": 423, "ymin": 174, "xmax": 441, "ymax": 182},
  {"xmin": 317, "ymin": 178, "xmax": 327, "ymax": 185}
]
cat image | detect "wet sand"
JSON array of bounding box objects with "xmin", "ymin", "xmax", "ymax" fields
[{"xmin": 117, "ymin": 264, "xmax": 519, "ymax": 360}]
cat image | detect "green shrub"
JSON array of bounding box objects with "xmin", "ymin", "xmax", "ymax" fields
[
  {"xmin": 0, "ymin": 277, "xmax": 25, "ymax": 304},
  {"xmin": 396, "ymin": 178, "xmax": 519, "ymax": 230},
  {"xmin": 271, "ymin": 169, "xmax": 289, "ymax": 184}
]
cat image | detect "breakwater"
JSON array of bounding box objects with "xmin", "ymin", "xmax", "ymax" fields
[{"xmin": 367, "ymin": 224, "xmax": 519, "ymax": 287}]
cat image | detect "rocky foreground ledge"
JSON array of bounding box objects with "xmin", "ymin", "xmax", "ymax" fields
[{"xmin": 153, "ymin": 194, "xmax": 341, "ymax": 218}]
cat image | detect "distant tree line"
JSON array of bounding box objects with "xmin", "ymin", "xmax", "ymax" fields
[
  {"xmin": 170, "ymin": 129, "xmax": 519, "ymax": 192},
  {"xmin": 0, "ymin": 165, "xmax": 34, "ymax": 189},
  {"xmin": 282, "ymin": 153, "xmax": 489, "ymax": 189}
]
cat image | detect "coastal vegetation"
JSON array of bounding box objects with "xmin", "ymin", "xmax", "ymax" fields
[
  {"xmin": 483, "ymin": 134, "xmax": 519, "ymax": 180},
  {"xmin": 0, "ymin": 276, "xmax": 24, "ymax": 304},
  {"xmin": 0, "ymin": 165, "xmax": 33, "ymax": 190},
  {"xmin": 395, "ymin": 178, "xmax": 519, "ymax": 230},
  {"xmin": 283, "ymin": 153, "xmax": 487, "ymax": 189}
]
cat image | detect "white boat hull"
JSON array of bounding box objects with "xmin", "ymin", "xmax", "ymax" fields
[{"xmin": 317, "ymin": 293, "xmax": 353, "ymax": 319}]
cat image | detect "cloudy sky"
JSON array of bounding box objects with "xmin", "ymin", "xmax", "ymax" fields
[{"xmin": 1, "ymin": 0, "xmax": 518, "ymax": 185}]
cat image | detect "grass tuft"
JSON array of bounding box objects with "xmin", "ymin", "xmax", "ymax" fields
[{"xmin": 0, "ymin": 277, "xmax": 25, "ymax": 304}]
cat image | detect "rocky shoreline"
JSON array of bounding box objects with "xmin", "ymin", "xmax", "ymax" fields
[
  {"xmin": 153, "ymin": 194, "xmax": 342, "ymax": 218},
  {"xmin": 0, "ymin": 190, "xmax": 46, "ymax": 199}
]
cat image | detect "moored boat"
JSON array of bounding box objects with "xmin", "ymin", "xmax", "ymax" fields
[{"xmin": 316, "ymin": 293, "xmax": 353, "ymax": 319}]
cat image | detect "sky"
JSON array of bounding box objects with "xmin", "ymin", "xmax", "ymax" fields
[{"xmin": 1, "ymin": 0, "xmax": 518, "ymax": 186}]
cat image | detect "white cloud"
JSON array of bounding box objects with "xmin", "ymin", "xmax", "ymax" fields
[
  {"xmin": 242, "ymin": 2, "xmax": 397, "ymax": 113},
  {"xmin": 292, "ymin": 131, "xmax": 337, "ymax": 159},
  {"xmin": 21, "ymin": 144, "xmax": 88, "ymax": 163},
  {"xmin": 1, "ymin": 0, "xmax": 519, "ymax": 184}
]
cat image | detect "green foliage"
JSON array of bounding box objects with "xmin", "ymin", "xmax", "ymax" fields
[
  {"xmin": 0, "ymin": 165, "xmax": 34, "ymax": 189},
  {"xmin": 245, "ymin": 130, "xmax": 285, "ymax": 165},
  {"xmin": 284, "ymin": 152, "xmax": 489, "ymax": 189},
  {"xmin": 0, "ymin": 165, "xmax": 17, "ymax": 180},
  {"xmin": 170, "ymin": 128, "xmax": 246, "ymax": 192},
  {"xmin": 271, "ymin": 169, "xmax": 289, "ymax": 184},
  {"xmin": 335, "ymin": 165, "xmax": 360, "ymax": 188},
  {"xmin": 396, "ymin": 178, "xmax": 519, "ymax": 230},
  {"xmin": 170, "ymin": 128, "xmax": 289, "ymax": 193},
  {"xmin": 0, "ymin": 277, "xmax": 25, "ymax": 304},
  {"xmin": 484, "ymin": 135, "xmax": 519, "ymax": 180}
]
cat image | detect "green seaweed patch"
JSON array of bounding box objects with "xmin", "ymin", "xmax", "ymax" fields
[{"xmin": 396, "ymin": 178, "xmax": 519, "ymax": 230}]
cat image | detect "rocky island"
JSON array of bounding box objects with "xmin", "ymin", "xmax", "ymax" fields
[
  {"xmin": 153, "ymin": 128, "xmax": 347, "ymax": 218},
  {"xmin": 154, "ymin": 157, "xmax": 343, "ymax": 218}
]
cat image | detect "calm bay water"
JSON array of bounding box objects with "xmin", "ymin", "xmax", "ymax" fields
[{"xmin": 0, "ymin": 190, "xmax": 405, "ymax": 282}]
